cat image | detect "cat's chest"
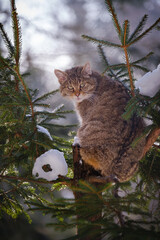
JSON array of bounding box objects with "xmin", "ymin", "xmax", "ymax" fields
[
  {"xmin": 75, "ymin": 109, "xmax": 83, "ymax": 125},
  {"xmin": 76, "ymin": 99, "xmax": 95, "ymax": 124}
]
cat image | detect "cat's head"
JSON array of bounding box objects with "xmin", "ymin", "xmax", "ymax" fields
[{"xmin": 54, "ymin": 62, "xmax": 97, "ymax": 103}]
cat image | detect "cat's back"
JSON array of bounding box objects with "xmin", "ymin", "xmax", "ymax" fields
[
  {"xmin": 77, "ymin": 72, "xmax": 144, "ymax": 149},
  {"xmin": 96, "ymin": 73, "xmax": 130, "ymax": 106},
  {"xmin": 80, "ymin": 73, "xmax": 131, "ymax": 122}
]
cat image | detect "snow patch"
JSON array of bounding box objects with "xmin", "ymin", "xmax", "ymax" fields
[
  {"xmin": 143, "ymin": 118, "xmax": 153, "ymax": 126},
  {"xmin": 32, "ymin": 149, "xmax": 68, "ymax": 181},
  {"xmin": 135, "ymin": 64, "xmax": 160, "ymax": 97},
  {"xmin": 79, "ymin": 159, "xmax": 83, "ymax": 165},
  {"xmin": 60, "ymin": 188, "xmax": 75, "ymax": 199},
  {"xmin": 37, "ymin": 125, "xmax": 53, "ymax": 140},
  {"xmin": 73, "ymin": 136, "xmax": 80, "ymax": 146},
  {"xmin": 52, "ymin": 104, "xmax": 64, "ymax": 113}
]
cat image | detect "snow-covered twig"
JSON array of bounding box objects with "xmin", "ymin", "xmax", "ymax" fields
[
  {"xmin": 37, "ymin": 125, "xmax": 53, "ymax": 140},
  {"xmin": 32, "ymin": 149, "xmax": 68, "ymax": 181},
  {"xmin": 135, "ymin": 64, "xmax": 160, "ymax": 97},
  {"xmin": 135, "ymin": 65, "xmax": 160, "ymax": 155}
]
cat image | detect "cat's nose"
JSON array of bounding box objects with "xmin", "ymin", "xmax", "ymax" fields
[{"xmin": 75, "ymin": 91, "xmax": 80, "ymax": 97}]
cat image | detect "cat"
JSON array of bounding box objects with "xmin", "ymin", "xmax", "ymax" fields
[{"xmin": 54, "ymin": 62, "xmax": 145, "ymax": 182}]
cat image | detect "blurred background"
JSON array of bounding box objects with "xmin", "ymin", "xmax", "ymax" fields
[{"xmin": 0, "ymin": 0, "xmax": 160, "ymax": 239}]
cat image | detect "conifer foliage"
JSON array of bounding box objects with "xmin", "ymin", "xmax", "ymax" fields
[
  {"xmin": 0, "ymin": 0, "xmax": 72, "ymax": 221},
  {"xmin": 29, "ymin": 1, "xmax": 160, "ymax": 240},
  {"xmin": 0, "ymin": 1, "xmax": 160, "ymax": 240},
  {"xmin": 82, "ymin": 0, "xmax": 160, "ymax": 159},
  {"xmin": 83, "ymin": 0, "xmax": 160, "ymax": 96}
]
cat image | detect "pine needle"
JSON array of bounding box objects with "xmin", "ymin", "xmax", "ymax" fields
[
  {"xmin": 128, "ymin": 18, "xmax": 160, "ymax": 47},
  {"xmin": 0, "ymin": 23, "xmax": 14, "ymax": 56},
  {"xmin": 105, "ymin": 0, "xmax": 122, "ymax": 38},
  {"xmin": 11, "ymin": 0, "xmax": 22, "ymax": 66},
  {"xmin": 128, "ymin": 14, "xmax": 148, "ymax": 43},
  {"xmin": 82, "ymin": 35, "xmax": 121, "ymax": 48}
]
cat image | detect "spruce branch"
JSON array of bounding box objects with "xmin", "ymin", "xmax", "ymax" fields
[
  {"xmin": 122, "ymin": 20, "xmax": 130, "ymax": 45},
  {"xmin": 128, "ymin": 14, "xmax": 148, "ymax": 43},
  {"xmin": 116, "ymin": 68, "xmax": 128, "ymax": 76},
  {"xmin": 0, "ymin": 55, "xmax": 15, "ymax": 71},
  {"xmin": 116, "ymin": 72, "xmax": 129, "ymax": 79},
  {"xmin": 33, "ymin": 89, "xmax": 59, "ymax": 103},
  {"xmin": 122, "ymin": 96, "xmax": 139, "ymax": 120},
  {"xmin": 14, "ymin": 68, "xmax": 35, "ymax": 120},
  {"xmin": 142, "ymin": 127, "xmax": 160, "ymax": 157},
  {"xmin": 131, "ymin": 64, "xmax": 149, "ymax": 73},
  {"xmin": 0, "ymin": 23, "xmax": 14, "ymax": 56},
  {"xmin": 122, "ymin": 20, "xmax": 135, "ymax": 95},
  {"xmin": 10, "ymin": 0, "xmax": 22, "ymax": 92},
  {"xmin": 131, "ymin": 125, "xmax": 153, "ymax": 148},
  {"xmin": 82, "ymin": 35, "xmax": 121, "ymax": 48},
  {"xmin": 34, "ymin": 103, "xmax": 50, "ymax": 108},
  {"xmin": 131, "ymin": 52, "xmax": 154, "ymax": 65},
  {"xmin": 128, "ymin": 17, "xmax": 160, "ymax": 47},
  {"xmin": 102, "ymin": 63, "xmax": 126, "ymax": 75},
  {"xmin": 105, "ymin": 0, "xmax": 122, "ymax": 38},
  {"xmin": 123, "ymin": 46, "xmax": 135, "ymax": 96},
  {"xmin": 11, "ymin": 0, "xmax": 22, "ymax": 67},
  {"xmin": 123, "ymin": 93, "xmax": 160, "ymax": 155},
  {"xmin": 98, "ymin": 45, "xmax": 118, "ymax": 78},
  {"xmin": 0, "ymin": 174, "xmax": 73, "ymax": 186},
  {"xmin": 0, "ymin": 34, "xmax": 35, "ymax": 121},
  {"xmin": 0, "ymin": 0, "xmax": 76, "ymax": 225},
  {"xmin": 98, "ymin": 45, "xmax": 110, "ymax": 67}
]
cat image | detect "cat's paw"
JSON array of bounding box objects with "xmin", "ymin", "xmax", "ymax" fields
[{"xmin": 73, "ymin": 136, "xmax": 80, "ymax": 146}]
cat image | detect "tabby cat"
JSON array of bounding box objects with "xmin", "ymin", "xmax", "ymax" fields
[{"xmin": 54, "ymin": 62, "xmax": 145, "ymax": 182}]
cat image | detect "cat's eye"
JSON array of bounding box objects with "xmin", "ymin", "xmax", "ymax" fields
[
  {"xmin": 80, "ymin": 83, "xmax": 85, "ymax": 89},
  {"xmin": 68, "ymin": 86, "xmax": 74, "ymax": 91}
]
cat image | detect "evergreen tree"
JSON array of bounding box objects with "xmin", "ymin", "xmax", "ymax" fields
[
  {"xmin": 0, "ymin": 0, "xmax": 73, "ymax": 222},
  {"xmin": 0, "ymin": 1, "xmax": 160, "ymax": 240},
  {"xmin": 30, "ymin": 1, "xmax": 160, "ymax": 239}
]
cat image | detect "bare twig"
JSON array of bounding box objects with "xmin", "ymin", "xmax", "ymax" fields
[{"xmin": 142, "ymin": 127, "xmax": 160, "ymax": 157}]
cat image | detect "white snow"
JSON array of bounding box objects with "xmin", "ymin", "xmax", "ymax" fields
[
  {"xmin": 26, "ymin": 114, "xmax": 32, "ymax": 117},
  {"xmin": 79, "ymin": 159, "xmax": 83, "ymax": 165},
  {"xmin": 60, "ymin": 188, "xmax": 75, "ymax": 199},
  {"xmin": 52, "ymin": 104, "xmax": 64, "ymax": 113},
  {"xmin": 32, "ymin": 149, "xmax": 68, "ymax": 181},
  {"xmin": 37, "ymin": 125, "xmax": 53, "ymax": 140},
  {"xmin": 135, "ymin": 64, "xmax": 160, "ymax": 97},
  {"xmin": 73, "ymin": 136, "xmax": 80, "ymax": 146},
  {"xmin": 143, "ymin": 118, "xmax": 153, "ymax": 126}
]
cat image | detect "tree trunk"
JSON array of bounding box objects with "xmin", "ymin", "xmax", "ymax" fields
[{"xmin": 72, "ymin": 144, "xmax": 102, "ymax": 240}]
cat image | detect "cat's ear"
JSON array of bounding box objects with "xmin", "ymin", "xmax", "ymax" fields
[
  {"xmin": 54, "ymin": 69, "xmax": 68, "ymax": 84},
  {"xmin": 81, "ymin": 62, "xmax": 92, "ymax": 77}
]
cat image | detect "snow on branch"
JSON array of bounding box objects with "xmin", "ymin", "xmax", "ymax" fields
[
  {"xmin": 32, "ymin": 149, "xmax": 68, "ymax": 181},
  {"xmin": 37, "ymin": 125, "xmax": 53, "ymax": 140},
  {"xmin": 135, "ymin": 64, "xmax": 160, "ymax": 97}
]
